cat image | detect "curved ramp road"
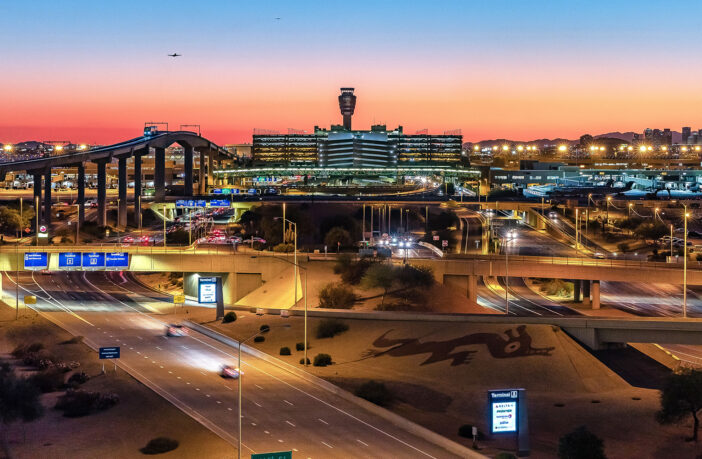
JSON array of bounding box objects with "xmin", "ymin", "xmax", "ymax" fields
[{"xmin": 2, "ymin": 271, "xmax": 468, "ymax": 458}]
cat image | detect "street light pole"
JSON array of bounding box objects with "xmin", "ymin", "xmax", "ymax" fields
[{"xmin": 683, "ymin": 205, "xmax": 689, "ymax": 318}]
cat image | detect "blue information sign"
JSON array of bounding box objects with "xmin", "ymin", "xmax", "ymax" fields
[
  {"xmin": 58, "ymin": 252, "xmax": 81, "ymax": 269},
  {"xmin": 82, "ymin": 252, "xmax": 105, "ymax": 269},
  {"xmin": 209, "ymin": 199, "xmax": 230, "ymax": 207},
  {"xmin": 99, "ymin": 347, "xmax": 120, "ymax": 359},
  {"xmin": 106, "ymin": 252, "xmax": 129, "ymax": 269},
  {"xmin": 198, "ymin": 277, "xmax": 218, "ymax": 303},
  {"xmin": 24, "ymin": 252, "xmax": 48, "ymax": 270},
  {"xmin": 176, "ymin": 199, "xmax": 207, "ymax": 208}
]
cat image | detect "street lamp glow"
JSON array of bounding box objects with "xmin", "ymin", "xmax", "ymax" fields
[
  {"xmin": 3, "ymin": 144, "xmax": 12, "ymax": 151},
  {"xmin": 55, "ymin": 145, "xmax": 64, "ymax": 151},
  {"xmin": 78, "ymin": 144, "xmax": 87, "ymax": 150},
  {"xmin": 558, "ymin": 145, "xmax": 567, "ymax": 152},
  {"xmin": 517, "ymin": 145, "xmax": 524, "ymax": 151},
  {"xmin": 473, "ymin": 145, "xmax": 479, "ymax": 151},
  {"xmin": 502, "ymin": 145, "xmax": 509, "ymax": 151},
  {"xmin": 639, "ymin": 145, "xmax": 647, "ymax": 152}
]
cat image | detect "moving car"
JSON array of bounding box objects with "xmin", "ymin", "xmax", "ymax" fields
[
  {"xmin": 166, "ymin": 324, "xmax": 188, "ymax": 337},
  {"xmin": 593, "ymin": 252, "xmax": 605, "ymax": 259},
  {"xmin": 220, "ymin": 365, "xmax": 241, "ymax": 379}
]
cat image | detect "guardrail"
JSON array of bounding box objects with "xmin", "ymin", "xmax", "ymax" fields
[{"xmin": 443, "ymin": 253, "xmax": 702, "ymax": 270}]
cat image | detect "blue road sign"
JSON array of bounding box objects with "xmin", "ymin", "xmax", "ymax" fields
[
  {"xmin": 176, "ymin": 199, "xmax": 207, "ymax": 208},
  {"xmin": 209, "ymin": 199, "xmax": 230, "ymax": 207},
  {"xmin": 58, "ymin": 252, "xmax": 81, "ymax": 269},
  {"xmin": 24, "ymin": 252, "xmax": 48, "ymax": 270},
  {"xmin": 99, "ymin": 347, "xmax": 120, "ymax": 359},
  {"xmin": 82, "ymin": 252, "xmax": 105, "ymax": 269},
  {"xmin": 105, "ymin": 252, "xmax": 129, "ymax": 268}
]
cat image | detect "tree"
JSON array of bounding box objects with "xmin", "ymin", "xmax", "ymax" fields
[
  {"xmin": 0, "ymin": 362, "xmax": 44, "ymax": 451},
  {"xmin": 361, "ymin": 263, "xmax": 397, "ymax": 306},
  {"xmin": 324, "ymin": 227, "xmax": 352, "ymax": 251},
  {"xmin": 656, "ymin": 367, "xmax": 702, "ymax": 441},
  {"xmin": 558, "ymin": 426, "xmax": 606, "ymax": 459}
]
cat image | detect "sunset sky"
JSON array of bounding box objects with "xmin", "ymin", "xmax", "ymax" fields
[{"xmin": 2, "ymin": 0, "xmax": 702, "ymax": 145}]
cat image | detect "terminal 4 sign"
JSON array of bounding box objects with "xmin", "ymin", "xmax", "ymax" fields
[
  {"xmin": 82, "ymin": 252, "xmax": 105, "ymax": 269},
  {"xmin": 58, "ymin": 252, "xmax": 81, "ymax": 269},
  {"xmin": 106, "ymin": 252, "xmax": 129, "ymax": 268}
]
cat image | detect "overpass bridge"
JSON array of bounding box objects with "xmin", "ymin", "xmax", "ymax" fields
[
  {"xmin": 0, "ymin": 131, "xmax": 233, "ymax": 229},
  {"xmin": 1, "ymin": 246, "xmax": 701, "ymax": 311}
]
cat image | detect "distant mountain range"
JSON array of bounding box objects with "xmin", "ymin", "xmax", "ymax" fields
[{"xmin": 465, "ymin": 130, "xmax": 685, "ymax": 148}]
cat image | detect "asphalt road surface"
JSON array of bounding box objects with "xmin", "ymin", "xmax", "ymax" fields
[{"xmin": 2, "ymin": 270, "xmax": 463, "ymax": 458}]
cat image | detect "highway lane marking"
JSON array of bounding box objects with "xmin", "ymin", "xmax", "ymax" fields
[
  {"xmin": 321, "ymin": 441, "xmax": 333, "ymax": 449},
  {"xmin": 156, "ymin": 346, "xmax": 163, "ymax": 350},
  {"xmin": 285, "ymin": 421, "xmax": 296, "ymax": 427},
  {"xmin": 357, "ymin": 439, "xmax": 369, "ymax": 446},
  {"xmin": 283, "ymin": 399, "xmax": 293, "ymax": 406},
  {"xmin": 254, "ymin": 402, "xmax": 262, "ymax": 407},
  {"xmin": 206, "ymin": 394, "xmax": 211, "ymax": 398},
  {"xmin": 278, "ymin": 439, "xmax": 284, "ymax": 443},
  {"xmin": 159, "ymin": 366, "xmax": 164, "ymax": 369},
  {"xmin": 216, "ymin": 401, "xmax": 221, "ymax": 404},
  {"xmin": 255, "ymin": 384, "xmax": 264, "ymax": 390},
  {"xmin": 264, "ymin": 430, "xmax": 270, "ymax": 434},
  {"xmin": 318, "ymin": 418, "xmax": 328, "ymax": 425}
]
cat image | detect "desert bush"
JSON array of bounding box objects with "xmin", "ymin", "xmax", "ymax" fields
[
  {"xmin": 259, "ymin": 324, "xmax": 270, "ymax": 332},
  {"xmin": 61, "ymin": 336, "xmax": 84, "ymax": 344},
  {"xmin": 222, "ymin": 312, "xmax": 237, "ymax": 323},
  {"xmin": 279, "ymin": 347, "xmax": 291, "ymax": 356},
  {"xmin": 295, "ymin": 342, "xmax": 309, "ymax": 351},
  {"xmin": 335, "ymin": 257, "xmax": 375, "ymax": 285},
  {"xmin": 95, "ymin": 393, "xmax": 120, "ymax": 411},
  {"xmin": 355, "ymin": 380, "xmax": 393, "ymax": 406},
  {"xmin": 495, "ymin": 453, "xmax": 517, "ymax": 459},
  {"xmin": 313, "ymin": 353, "xmax": 332, "ymax": 367},
  {"xmin": 253, "ymin": 336, "xmax": 265, "ymax": 343},
  {"xmin": 140, "ymin": 437, "xmax": 179, "ymax": 455},
  {"xmin": 299, "ymin": 357, "xmax": 311, "ymax": 365},
  {"xmin": 558, "ymin": 426, "xmax": 606, "ymax": 459},
  {"xmin": 28, "ymin": 369, "xmax": 65, "ymax": 393},
  {"xmin": 315, "ymin": 319, "xmax": 349, "ymax": 339},
  {"xmin": 55, "ymin": 390, "xmax": 99, "ymax": 417},
  {"xmin": 397, "ymin": 265, "xmax": 434, "ymax": 288},
  {"xmin": 66, "ymin": 372, "xmax": 90, "ymax": 387},
  {"xmin": 318, "ymin": 283, "xmax": 357, "ymax": 309},
  {"xmin": 272, "ymin": 243, "xmax": 295, "ymax": 253}
]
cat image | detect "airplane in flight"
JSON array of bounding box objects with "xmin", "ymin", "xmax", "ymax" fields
[{"xmin": 168, "ymin": 53, "xmax": 181, "ymax": 57}]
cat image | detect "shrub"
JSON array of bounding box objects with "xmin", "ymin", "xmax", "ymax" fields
[
  {"xmin": 95, "ymin": 393, "xmax": 120, "ymax": 411},
  {"xmin": 140, "ymin": 437, "xmax": 179, "ymax": 455},
  {"xmin": 295, "ymin": 342, "xmax": 309, "ymax": 351},
  {"xmin": 397, "ymin": 265, "xmax": 434, "ymax": 288},
  {"xmin": 355, "ymin": 380, "xmax": 393, "ymax": 406},
  {"xmin": 315, "ymin": 319, "xmax": 349, "ymax": 339},
  {"xmin": 28, "ymin": 369, "xmax": 65, "ymax": 393},
  {"xmin": 222, "ymin": 312, "xmax": 237, "ymax": 323},
  {"xmin": 495, "ymin": 453, "xmax": 517, "ymax": 459},
  {"xmin": 259, "ymin": 324, "xmax": 270, "ymax": 333},
  {"xmin": 279, "ymin": 347, "xmax": 291, "ymax": 356},
  {"xmin": 540, "ymin": 279, "xmax": 574, "ymax": 297},
  {"xmin": 11, "ymin": 342, "xmax": 44, "ymax": 358},
  {"xmin": 61, "ymin": 336, "xmax": 83, "ymax": 345},
  {"xmin": 318, "ymin": 283, "xmax": 357, "ymax": 309},
  {"xmin": 67, "ymin": 372, "xmax": 90, "ymax": 387},
  {"xmin": 299, "ymin": 357, "xmax": 311, "ymax": 365},
  {"xmin": 272, "ymin": 243, "xmax": 295, "ymax": 253},
  {"xmin": 55, "ymin": 390, "xmax": 100, "ymax": 417},
  {"xmin": 336, "ymin": 257, "xmax": 375, "ymax": 285},
  {"xmin": 313, "ymin": 353, "xmax": 332, "ymax": 367},
  {"xmin": 253, "ymin": 336, "xmax": 265, "ymax": 343},
  {"xmin": 558, "ymin": 426, "xmax": 606, "ymax": 459}
]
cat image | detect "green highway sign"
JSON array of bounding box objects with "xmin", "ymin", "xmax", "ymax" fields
[{"xmin": 251, "ymin": 452, "xmax": 292, "ymax": 459}]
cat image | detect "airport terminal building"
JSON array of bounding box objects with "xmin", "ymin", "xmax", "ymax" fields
[{"xmin": 252, "ymin": 89, "xmax": 463, "ymax": 168}]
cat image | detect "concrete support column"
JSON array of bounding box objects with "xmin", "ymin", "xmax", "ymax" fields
[
  {"xmin": 573, "ymin": 279, "xmax": 582, "ymax": 303},
  {"xmin": 32, "ymin": 172, "xmax": 42, "ymax": 229},
  {"xmin": 96, "ymin": 160, "xmax": 107, "ymax": 227},
  {"xmin": 591, "ymin": 280, "xmax": 600, "ymax": 310},
  {"xmin": 43, "ymin": 168, "xmax": 52, "ymax": 226},
  {"xmin": 206, "ymin": 152, "xmax": 214, "ymax": 192},
  {"xmin": 118, "ymin": 156, "xmax": 127, "ymax": 227},
  {"xmin": 77, "ymin": 163, "xmax": 85, "ymax": 226},
  {"xmin": 154, "ymin": 147, "xmax": 166, "ymax": 202},
  {"xmin": 133, "ymin": 151, "xmax": 143, "ymax": 228},
  {"xmin": 582, "ymin": 280, "xmax": 591, "ymax": 306},
  {"xmin": 468, "ymin": 275, "xmax": 478, "ymax": 304},
  {"xmin": 198, "ymin": 150, "xmax": 205, "ymax": 195},
  {"xmin": 183, "ymin": 145, "xmax": 193, "ymax": 196}
]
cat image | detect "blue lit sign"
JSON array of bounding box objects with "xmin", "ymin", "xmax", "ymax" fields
[
  {"xmin": 176, "ymin": 199, "xmax": 207, "ymax": 208},
  {"xmin": 82, "ymin": 252, "xmax": 105, "ymax": 269},
  {"xmin": 209, "ymin": 199, "xmax": 230, "ymax": 207},
  {"xmin": 105, "ymin": 252, "xmax": 129, "ymax": 269},
  {"xmin": 198, "ymin": 277, "xmax": 218, "ymax": 303},
  {"xmin": 58, "ymin": 252, "xmax": 81, "ymax": 269},
  {"xmin": 24, "ymin": 252, "xmax": 48, "ymax": 270}
]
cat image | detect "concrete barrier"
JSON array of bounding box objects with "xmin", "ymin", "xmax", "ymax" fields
[{"xmin": 183, "ymin": 320, "xmax": 486, "ymax": 459}]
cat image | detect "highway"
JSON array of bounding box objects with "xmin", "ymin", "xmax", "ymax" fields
[{"xmin": 2, "ymin": 270, "xmax": 463, "ymax": 458}]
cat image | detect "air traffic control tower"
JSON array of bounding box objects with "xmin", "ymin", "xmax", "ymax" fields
[{"xmin": 338, "ymin": 87, "xmax": 357, "ymax": 130}]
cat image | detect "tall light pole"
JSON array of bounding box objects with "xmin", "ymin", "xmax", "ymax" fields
[
  {"xmin": 606, "ymin": 196, "xmax": 611, "ymax": 233},
  {"xmin": 683, "ymin": 205, "xmax": 689, "ymax": 318},
  {"xmin": 670, "ymin": 224, "xmax": 674, "ymax": 259}
]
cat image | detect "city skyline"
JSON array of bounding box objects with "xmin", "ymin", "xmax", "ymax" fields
[{"xmin": 3, "ymin": 0, "xmax": 702, "ymax": 145}]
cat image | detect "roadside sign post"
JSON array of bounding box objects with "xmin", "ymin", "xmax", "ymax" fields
[
  {"xmin": 173, "ymin": 293, "xmax": 185, "ymax": 315},
  {"xmin": 99, "ymin": 346, "xmax": 120, "ymax": 373},
  {"xmin": 488, "ymin": 388, "xmax": 529, "ymax": 457}
]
